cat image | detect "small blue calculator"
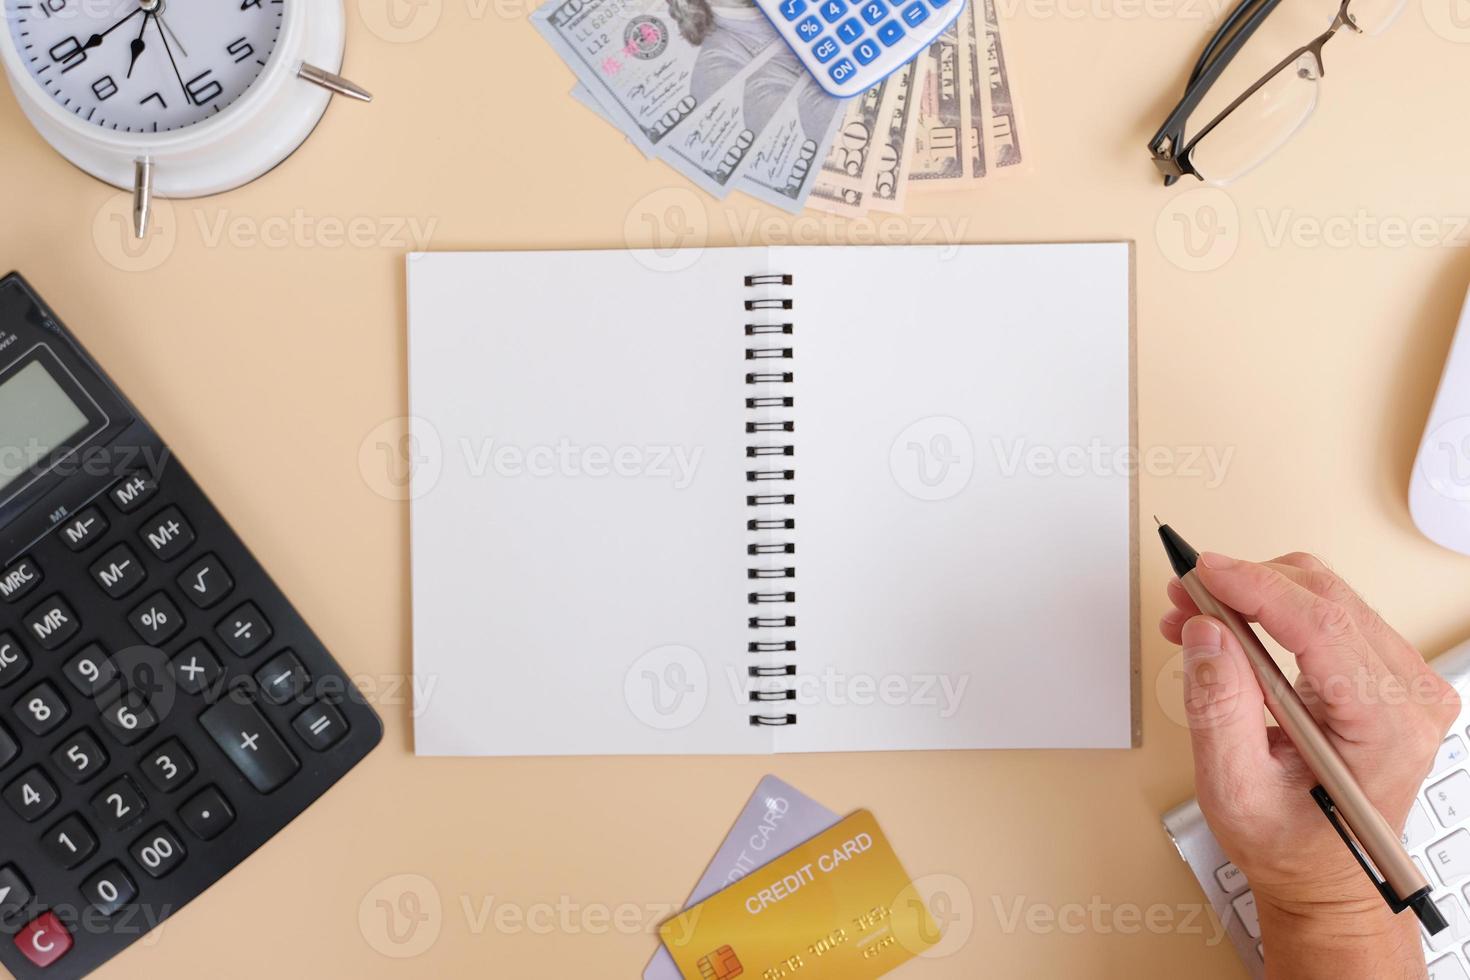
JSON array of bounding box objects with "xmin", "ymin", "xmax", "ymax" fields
[{"xmin": 758, "ymin": 0, "xmax": 966, "ymax": 98}]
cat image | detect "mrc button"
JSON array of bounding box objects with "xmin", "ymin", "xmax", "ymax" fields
[{"xmin": 0, "ymin": 558, "xmax": 41, "ymax": 604}]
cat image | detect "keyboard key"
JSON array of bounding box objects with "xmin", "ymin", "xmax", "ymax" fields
[
  {"xmin": 819, "ymin": 0, "xmax": 846, "ymax": 21},
  {"xmin": 130, "ymin": 824, "xmax": 186, "ymax": 879},
  {"xmin": 1429, "ymin": 830, "xmax": 1470, "ymax": 886},
  {"xmin": 1213, "ymin": 861, "xmax": 1247, "ymax": 894},
  {"xmin": 1428, "ymin": 893, "xmax": 1470, "ymax": 953},
  {"xmin": 169, "ymin": 641, "xmax": 222, "ymax": 696},
  {"xmin": 0, "ymin": 723, "xmax": 17, "ymax": 771},
  {"xmin": 200, "ymin": 699, "xmax": 300, "ymax": 793},
  {"xmin": 14, "ymin": 911, "xmax": 72, "ymax": 968},
  {"xmin": 129, "ymin": 592, "xmax": 184, "ymax": 646},
  {"xmin": 82, "ymin": 862, "xmax": 137, "ymax": 917},
  {"xmin": 1438, "ymin": 736, "xmax": 1470, "ymax": 776},
  {"xmin": 853, "ymin": 38, "xmax": 881, "ymax": 64},
  {"xmin": 5, "ymin": 767, "xmax": 59, "ymax": 822},
  {"xmin": 0, "ymin": 633, "xmax": 30, "ymax": 689},
  {"xmin": 812, "ymin": 36, "xmax": 840, "ymax": 62},
  {"xmin": 177, "ymin": 553, "xmax": 233, "ymax": 609},
  {"xmin": 1429, "ymin": 954, "xmax": 1468, "ymax": 980},
  {"xmin": 828, "ymin": 57, "xmax": 857, "ymax": 84},
  {"xmin": 217, "ymin": 602, "xmax": 272, "ymax": 658},
  {"xmin": 293, "ymin": 702, "xmax": 349, "ymax": 751},
  {"xmin": 777, "ymin": 0, "xmax": 806, "ymax": 18},
  {"xmin": 23, "ymin": 595, "xmax": 80, "ymax": 650},
  {"xmin": 109, "ymin": 472, "xmax": 159, "ymax": 514},
  {"xmin": 41, "ymin": 814, "xmax": 97, "ymax": 870},
  {"xmin": 63, "ymin": 644, "xmax": 119, "ymax": 700},
  {"xmin": 57, "ymin": 507, "xmax": 109, "ymax": 552},
  {"xmin": 91, "ymin": 775, "xmax": 148, "ymax": 832},
  {"xmin": 1404, "ymin": 799, "xmax": 1437, "ymax": 849},
  {"xmin": 877, "ymin": 19, "xmax": 905, "ymax": 44},
  {"xmin": 836, "ymin": 16, "xmax": 864, "ymax": 42},
  {"xmin": 90, "ymin": 543, "xmax": 147, "ymax": 599},
  {"xmin": 0, "ymin": 865, "xmax": 34, "ymax": 925},
  {"xmin": 98, "ymin": 691, "xmax": 158, "ymax": 746},
  {"xmin": 795, "ymin": 14, "xmax": 823, "ymax": 39},
  {"xmin": 0, "ymin": 557, "xmax": 42, "ymax": 604},
  {"xmin": 141, "ymin": 739, "xmax": 196, "ymax": 793},
  {"xmin": 180, "ymin": 786, "xmax": 235, "ymax": 841},
  {"xmin": 13, "ymin": 681, "xmax": 68, "ymax": 737},
  {"xmin": 1430, "ymin": 771, "xmax": 1470, "ymax": 826},
  {"xmin": 859, "ymin": 0, "xmax": 886, "ymax": 23},
  {"xmin": 1230, "ymin": 890, "xmax": 1259, "ymax": 939},
  {"xmin": 139, "ymin": 507, "xmax": 195, "ymax": 561},
  {"xmin": 901, "ymin": 0, "xmax": 928, "ymax": 24},
  {"xmin": 257, "ymin": 651, "xmax": 309, "ymax": 706},
  {"xmin": 53, "ymin": 730, "xmax": 108, "ymax": 784}
]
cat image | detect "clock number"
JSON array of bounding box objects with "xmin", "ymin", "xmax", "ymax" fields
[
  {"xmin": 36, "ymin": 0, "xmax": 66, "ymax": 17},
  {"xmin": 92, "ymin": 75, "xmax": 118, "ymax": 102},
  {"xmin": 185, "ymin": 69, "xmax": 223, "ymax": 106},
  {"xmin": 48, "ymin": 35, "xmax": 87, "ymax": 75},
  {"xmin": 241, "ymin": 0, "xmax": 264, "ymax": 8},
  {"xmin": 227, "ymin": 37, "xmax": 256, "ymax": 64},
  {"xmin": 140, "ymin": 92, "xmax": 168, "ymax": 109}
]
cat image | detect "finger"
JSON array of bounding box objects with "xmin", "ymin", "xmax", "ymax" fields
[
  {"xmin": 1167, "ymin": 578, "xmax": 1200, "ymax": 618},
  {"xmin": 1179, "ymin": 615, "xmax": 1274, "ymax": 798},
  {"xmin": 1160, "ymin": 607, "xmax": 1189, "ymax": 645}
]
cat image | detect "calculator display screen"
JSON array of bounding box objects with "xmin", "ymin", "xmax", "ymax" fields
[{"xmin": 0, "ymin": 360, "xmax": 91, "ymax": 493}]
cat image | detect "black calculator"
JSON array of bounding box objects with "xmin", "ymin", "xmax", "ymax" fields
[{"xmin": 0, "ymin": 273, "xmax": 382, "ymax": 979}]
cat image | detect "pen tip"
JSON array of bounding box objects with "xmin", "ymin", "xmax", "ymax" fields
[{"xmin": 1153, "ymin": 514, "xmax": 1162, "ymax": 526}]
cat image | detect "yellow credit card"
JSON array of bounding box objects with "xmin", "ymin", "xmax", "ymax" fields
[{"xmin": 659, "ymin": 810, "xmax": 938, "ymax": 980}]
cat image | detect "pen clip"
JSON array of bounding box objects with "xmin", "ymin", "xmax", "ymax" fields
[{"xmin": 1310, "ymin": 785, "xmax": 1446, "ymax": 934}]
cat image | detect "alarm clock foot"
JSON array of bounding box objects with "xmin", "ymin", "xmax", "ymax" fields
[
  {"xmin": 132, "ymin": 159, "xmax": 154, "ymax": 240},
  {"xmin": 298, "ymin": 64, "xmax": 373, "ymax": 104}
]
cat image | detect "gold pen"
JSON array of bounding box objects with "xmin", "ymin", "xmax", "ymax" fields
[{"xmin": 1157, "ymin": 520, "xmax": 1448, "ymax": 935}]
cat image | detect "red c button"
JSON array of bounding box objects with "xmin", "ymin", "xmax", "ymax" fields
[{"xmin": 15, "ymin": 912, "xmax": 72, "ymax": 967}]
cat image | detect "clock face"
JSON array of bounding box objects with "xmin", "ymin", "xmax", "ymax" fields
[{"xmin": 5, "ymin": 0, "xmax": 284, "ymax": 134}]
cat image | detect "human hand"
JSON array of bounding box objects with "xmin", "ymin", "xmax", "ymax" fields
[{"xmin": 1161, "ymin": 552, "xmax": 1459, "ymax": 977}]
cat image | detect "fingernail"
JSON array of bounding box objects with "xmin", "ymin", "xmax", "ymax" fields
[
  {"xmin": 1199, "ymin": 552, "xmax": 1236, "ymax": 570},
  {"xmin": 1181, "ymin": 617, "xmax": 1223, "ymax": 663}
]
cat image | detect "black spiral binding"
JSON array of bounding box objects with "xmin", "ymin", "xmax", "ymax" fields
[{"xmin": 744, "ymin": 273, "xmax": 798, "ymax": 728}]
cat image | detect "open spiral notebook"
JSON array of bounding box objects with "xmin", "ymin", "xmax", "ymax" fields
[{"xmin": 407, "ymin": 244, "xmax": 1139, "ymax": 756}]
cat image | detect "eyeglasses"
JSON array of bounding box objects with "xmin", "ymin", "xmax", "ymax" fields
[{"xmin": 1149, "ymin": 0, "xmax": 1406, "ymax": 185}]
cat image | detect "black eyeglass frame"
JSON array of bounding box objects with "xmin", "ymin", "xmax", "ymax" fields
[{"xmin": 1148, "ymin": 0, "xmax": 1365, "ymax": 185}]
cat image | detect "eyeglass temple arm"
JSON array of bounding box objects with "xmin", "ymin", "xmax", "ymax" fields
[{"xmin": 1149, "ymin": 0, "xmax": 1284, "ymax": 182}]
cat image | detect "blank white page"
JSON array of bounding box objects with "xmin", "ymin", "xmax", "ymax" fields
[
  {"xmin": 408, "ymin": 250, "xmax": 767, "ymax": 756},
  {"xmin": 776, "ymin": 243, "xmax": 1136, "ymax": 752}
]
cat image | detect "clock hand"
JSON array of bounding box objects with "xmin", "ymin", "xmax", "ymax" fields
[
  {"xmin": 81, "ymin": 7, "xmax": 143, "ymax": 52},
  {"xmin": 150, "ymin": 12, "xmax": 193, "ymax": 105},
  {"xmin": 126, "ymin": 14, "xmax": 149, "ymax": 79},
  {"xmin": 155, "ymin": 12, "xmax": 188, "ymax": 58}
]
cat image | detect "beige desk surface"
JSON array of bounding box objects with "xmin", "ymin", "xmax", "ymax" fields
[{"xmin": 3, "ymin": 1, "xmax": 1470, "ymax": 977}]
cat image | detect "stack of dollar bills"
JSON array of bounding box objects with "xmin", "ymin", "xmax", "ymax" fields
[{"xmin": 534, "ymin": 0, "xmax": 1025, "ymax": 215}]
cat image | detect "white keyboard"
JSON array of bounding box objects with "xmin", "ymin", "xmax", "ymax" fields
[{"xmin": 1165, "ymin": 637, "xmax": 1470, "ymax": 980}]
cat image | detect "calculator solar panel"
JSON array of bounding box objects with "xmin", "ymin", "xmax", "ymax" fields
[{"xmin": 0, "ymin": 273, "xmax": 382, "ymax": 979}]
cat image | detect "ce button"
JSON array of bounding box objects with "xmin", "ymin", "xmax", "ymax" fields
[{"xmin": 15, "ymin": 911, "xmax": 72, "ymax": 967}]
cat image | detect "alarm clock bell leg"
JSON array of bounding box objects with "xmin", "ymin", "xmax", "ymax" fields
[
  {"xmin": 132, "ymin": 158, "xmax": 154, "ymax": 240},
  {"xmin": 298, "ymin": 64, "xmax": 374, "ymax": 104}
]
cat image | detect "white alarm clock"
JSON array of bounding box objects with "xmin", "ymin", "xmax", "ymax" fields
[{"xmin": 0, "ymin": 0, "xmax": 370, "ymax": 237}]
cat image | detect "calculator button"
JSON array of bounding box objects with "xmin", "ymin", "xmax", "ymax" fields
[
  {"xmin": 836, "ymin": 16, "xmax": 864, "ymax": 42},
  {"xmin": 139, "ymin": 507, "xmax": 195, "ymax": 562},
  {"xmin": 901, "ymin": 1, "xmax": 928, "ymax": 23},
  {"xmin": 928, "ymin": 0, "xmax": 952, "ymax": 8},
  {"xmin": 90, "ymin": 544, "xmax": 147, "ymax": 599},
  {"xmin": 216, "ymin": 602, "xmax": 272, "ymax": 657},
  {"xmin": 200, "ymin": 699, "xmax": 300, "ymax": 793},
  {"xmin": 23, "ymin": 595, "xmax": 80, "ymax": 651},
  {"xmin": 91, "ymin": 775, "xmax": 148, "ymax": 831},
  {"xmin": 82, "ymin": 862, "xmax": 136, "ymax": 917},
  {"xmin": 812, "ymin": 36, "xmax": 840, "ymax": 62},
  {"xmin": 63, "ymin": 644, "xmax": 119, "ymax": 700},
  {"xmin": 795, "ymin": 14, "xmax": 822, "ymax": 39},
  {"xmin": 41, "ymin": 814, "xmax": 97, "ymax": 870},
  {"xmin": 819, "ymin": 0, "xmax": 846, "ymax": 21},
  {"xmin": 876, "ymin": 19, "xmax": 904, "ymax": 44},
  {"xmin": 0, "ymin": 633, "xmax": 31, "ymax": 689},
  {"xmin": 853, "ymin": 38, "xmax": 882, "ymax": 63},
  {"xmin": 0, "ymin": 557, "xmax": 42, "ymax": 604},
  {"xmin": 5, "ymin": 767, "xmax": 59, "ymax": 822},
  {"xmin": 0, "ymin": 865, "xmax": 34, "ymax": 924},
  {"xmin": 14, "ymin": 681, "xmax": 68, "ymax": 737},
  {"xmin": 109, "ymin": 472, "xmax": 159, "ymax": 514},
  {"xmin": 14, "ymin": 911, "xmax": 71, "ymax": 968},
  {"xmin": 57, "ymin": 507, "xmax": 109, "ymax": 552},
  {"xmin": 140, "ymin": 739, "xmax": 196, "ymax": 793},
  {"xmin": 828, "ymin": 57, "xmax": 857, "ymax": 83},
  {"xmin": 169, "ymin": 641, "xmax": 222, "ymax": 696},
  {"xmin": 99, "ymin": 691, "xmax": 158, "ymax": 746},
  {"xmin": 180, "ymin": 786, "xmax": 235, "ymax": 841},
  {"xmin": 177, "ymin": 554, "xmax": 233, "ymax": 609},
  {"xmin": 129, "ymin": 592, "xmax": 184, "ymax": 645},
  {"xmin": 52, "ymin": 730, "xmax": 108, "ymax": 784},
  {"xmin": 256, "ymin": 651, "xmax": 309, "ymax": 706},
  {"xmin": 777, "ymin": 0, "xmax": 807, "ymax": 18},
  {"xmin": 0, "ymin": 723, "xmax": 17, "ymax": 771},
  {"xmin": 293, "ymin": 702, "xmax": 348, "ymax": 751},
  {"xmin": 859, "ymin": 0, "xmax": 887, "ymax": 23},
  {"xmin": 130, "ymin": 823, "xmax": 186, "ymax": 879}
]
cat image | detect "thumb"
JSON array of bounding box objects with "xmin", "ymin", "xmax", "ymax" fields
[{"xmin": 1180, "ymin": 616, "xmax": 1272, "ymax": 787}]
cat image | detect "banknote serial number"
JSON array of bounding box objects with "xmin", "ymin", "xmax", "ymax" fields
[{"xmin": 760, "ymin": 906, "xmax": 899, "ymax": 979}]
